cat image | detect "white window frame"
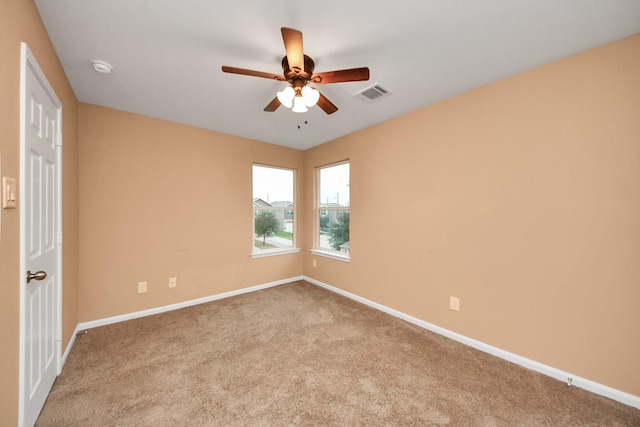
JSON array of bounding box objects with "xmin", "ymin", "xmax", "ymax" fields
[
  {"xmin": 311, "ymin": 161, "xmax": 350, "ymax": 262},
  {"xmin": 251, "ymin": 164, "xmax": 299, "ymax": 258}
]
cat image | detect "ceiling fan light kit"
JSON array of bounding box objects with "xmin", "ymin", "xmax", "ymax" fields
[
  {"xmin": 301, "ymin": 86, "xmax": 320, "ymax": 107},
  {"xmin": 222, "ymin": 27, "xmax": 370, "ymax": 114},
  {"xmin": 292, "ymin": 96, "xmax": 308, "ymax": 113},
  {"xmin": 278, "ymin": 85, "xmax": 320, "ymax": 112},
  {"xmin": 277, "ymin": 86, "xmax": 295, "ymax": 108}
]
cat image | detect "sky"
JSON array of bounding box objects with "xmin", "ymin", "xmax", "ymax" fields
[
  {"xmin": 253, "ymin": 163, "xmax": 350, "ymax": 206},
  {"xmin": 253, "ymin": 165, "xmax": 294, "ymax": 203},
  {"xmin": 319, "ymin": 162, "xmax": 350, "ymax": 206}
]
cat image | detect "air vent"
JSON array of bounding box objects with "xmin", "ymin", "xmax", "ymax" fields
[{"xmin": 354, "ymin": 83, "xmax": 391, "ymax": 102}]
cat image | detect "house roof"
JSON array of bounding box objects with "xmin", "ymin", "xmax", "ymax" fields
[
  {"xmin": 253, "ymin": 198, "xmax": 272, "ymax": 207},
  {"xmin": 270, "ymin": 201, "xmax": 294, "ymax": 208}
]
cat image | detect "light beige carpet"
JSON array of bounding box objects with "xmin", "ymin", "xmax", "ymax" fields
[{"xmin": 37, "ymin": 281, "xmax": 639, "ymax": 426}]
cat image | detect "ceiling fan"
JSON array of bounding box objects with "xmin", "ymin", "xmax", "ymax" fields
[{"xmin": 222, "ymin": 27, "xmax": 370, "ymax": 114}]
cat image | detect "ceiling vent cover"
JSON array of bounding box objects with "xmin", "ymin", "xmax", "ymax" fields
[{"xmin": 354, "ymin": 83, "xmax": 391, "ymax": 102}]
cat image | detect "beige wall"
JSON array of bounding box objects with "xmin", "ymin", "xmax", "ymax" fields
[
  {"xmin": 78, "ymin": 104, "xmax": 304, "ymax": 321},
  {"xmin": 303, "ymin": 34, "xmax": 640, "ymax": 397},
  {"xmin": 0, "ymin": 0, "xmax": 80, "ymax": 425}
]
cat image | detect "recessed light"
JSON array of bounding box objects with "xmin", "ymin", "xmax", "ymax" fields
[{"xmin": 92, "ymin": 60, "xmax": 113, "ymax": 74}]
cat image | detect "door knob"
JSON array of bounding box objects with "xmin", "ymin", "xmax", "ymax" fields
[{"xmin": 26, "ymin": 270, "xmax": 47, "ymax": 284}]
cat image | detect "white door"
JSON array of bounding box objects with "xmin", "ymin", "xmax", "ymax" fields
[{"xmin": 19, "ymin": 44, "xmax": 62, "ymax": 427}]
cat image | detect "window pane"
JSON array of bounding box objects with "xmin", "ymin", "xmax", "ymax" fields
[
  {"xmin": 253, "ymin": 165, "xmax": 294, "ymax": 251},
  {"xmin": 319, "ymin": 162, "xmax": 349, "ymax": 206},
  {"xmin": 318, "ymin": 162, "xmax": 350, "ymax": 254},
  {"xmin": 318, "ymin": 210, "xmax": 349, "ymax": 253}
]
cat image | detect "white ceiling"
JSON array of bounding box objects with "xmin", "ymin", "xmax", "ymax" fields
[{"xmin": 35, "ymin": 0, "xmax": 640, "ymax": 150}]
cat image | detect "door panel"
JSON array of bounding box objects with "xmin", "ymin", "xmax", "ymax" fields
[{"xmin": 21, "ymin": 45, "xmax": 61, "ymax": 427}]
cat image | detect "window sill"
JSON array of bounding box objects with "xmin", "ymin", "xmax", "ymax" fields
[
  {"xmin": 251, "ymin": 248, "xmax": 301, "ymax": 259},
  {"xmin": 310, "ymin": 249, "xmax": 351, "ymax": 263}
]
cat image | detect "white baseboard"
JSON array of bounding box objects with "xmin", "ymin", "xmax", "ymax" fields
[
  {"xmin": 58, "ymin": 324, "xmax": 79, "ymax": 374},
  {"xmin": 76, "ymin": 276, "xmax": 303, "ymax": 331},
  {"xmin": 303, "ymin": 275, "xmax": 640, "ymax": 410}
]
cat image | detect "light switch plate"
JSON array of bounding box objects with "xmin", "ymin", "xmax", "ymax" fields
[{"xmin": 2, "ymin": 177, "xmax": 17, "ymax": 209}]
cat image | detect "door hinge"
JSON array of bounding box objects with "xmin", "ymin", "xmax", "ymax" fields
[
  {"xmin": 57, "ymin": 328, "xmax": 62, "ymax": 341},
  {"xmin": 57, "ymin": 231, "xmax": 63, "ymax": 245},
  {"xmin": 56, "ymin": 131, "xmax": 62, "ymax": 147}
]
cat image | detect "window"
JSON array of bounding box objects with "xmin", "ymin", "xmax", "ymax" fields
[
  {"xmin": 252, "ymin": 164, "xmax": 298, "ymax": 258},
  {"xmin": 314, "ymin": 161, "xmax": 350, "ymax": 261}
]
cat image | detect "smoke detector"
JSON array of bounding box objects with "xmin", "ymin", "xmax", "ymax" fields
[
  {"xmin": 354, "ymin": 83, "xmax": 391, "ymax": 102},
  {"xmin": 92, "ymin": 60, "xmax": 113, "ymax": 74}
]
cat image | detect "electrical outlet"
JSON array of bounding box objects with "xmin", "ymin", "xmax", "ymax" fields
[
  {"xmin": 137, "ymin": 281, "xmax": 147, "ymax": 294},
  {"xmin": 169, "ymin": 277, "xmax": 177, "ymax": 288},
  {"xmin": 312, "ymin": 259, "xmax": 317, "ymax": 268},
  {"xmin": 449, "ymin": 296, "xmax": 460, "ymax": 311}
]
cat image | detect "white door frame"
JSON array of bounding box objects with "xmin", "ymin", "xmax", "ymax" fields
[{"xmin": 18, "ymin": 43, "xmax": 63, "ymax": 427}]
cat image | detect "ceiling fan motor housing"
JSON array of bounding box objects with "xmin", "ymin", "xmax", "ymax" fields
[{"xmin": 282, "ymin": 55, "xmax": 315, "ymax": 84}]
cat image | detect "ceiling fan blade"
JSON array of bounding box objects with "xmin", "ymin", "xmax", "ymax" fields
[
  {"xmin": 281, "ymin": 27, "xmax": 304, "ymax": 72},
  {"xmin": 316, "ymin": 92, "xmax": 338, "ymax": 115},
  {"xmin": 311, "ymin": 67, "xmax": 370, "ymax": 84},
  {"xmin": 263, "ymin": 96, "xmax": 281, "ymax": 112},
  {"xmin": 221, "ymin": 66, "xmax": 285, "ymax": 81}
]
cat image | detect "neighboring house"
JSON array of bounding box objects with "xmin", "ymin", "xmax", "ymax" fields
[
  {"xmin": 319, "ymin": 202, "xmax": 347, "ymax": 226},
  {"xmin": 253, "ymin": 198, "xmax": 293, "ymax": 232},
  {"xmin": 270, "ymin": 201, "xmax": 294, "ymax": 233}
]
